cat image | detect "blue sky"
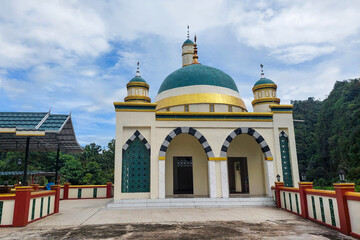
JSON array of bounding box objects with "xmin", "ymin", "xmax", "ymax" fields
[{"xmin": 0, "ymin": 0, "xmax": 359, "ymax": 147}]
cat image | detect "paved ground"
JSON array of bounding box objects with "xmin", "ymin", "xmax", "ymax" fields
[{"xmin": 0, "ymin": 199, "xmax": 354, "ymax": 239}]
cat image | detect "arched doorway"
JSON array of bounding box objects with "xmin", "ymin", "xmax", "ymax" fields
[
  {"xmin": 159, "ymin": 127, "xmax": 213, "ymax": 197},
  {"xmin": 227, "ymin": 134, "xmax": 266, "ymax": 195},
  {"xmin": 220, "ymin": 127, "xmax": 274, "ymax": 196}
]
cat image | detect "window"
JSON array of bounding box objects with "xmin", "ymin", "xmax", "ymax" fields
[
  {"xmin": 184, "ymin": 105, "xmax": 189, "ymax": 112},
  {"xmin": 209, "ymin": 104, "xmax": 215, "ymax": 112},
  {"xmin": 166, "ymin": 107, "xmax": 170, "ymax": 112},
  {"xmin": 228, "ymin": 105, "xmax": 233, "ymax": 112}
]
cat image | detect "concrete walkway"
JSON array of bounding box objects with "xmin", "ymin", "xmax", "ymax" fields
[{"xmin": 1, "ymin": 199, "xmax": 354, "ymax": 239}]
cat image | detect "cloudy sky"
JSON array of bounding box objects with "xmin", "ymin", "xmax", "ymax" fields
[{"xmin": 0, "ymin": 0, "xmax": 359, "ymax": 147}]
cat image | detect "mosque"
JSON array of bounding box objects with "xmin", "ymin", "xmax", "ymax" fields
[{"xmin": 113, "ymin": 31, "xmax": 299, "ymax": 201}]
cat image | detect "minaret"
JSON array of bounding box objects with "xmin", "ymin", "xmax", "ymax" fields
[
  {"xmin": 182, "ymin": 26, "xmax": 194, "ymax": 67},
  {"xmin": 252, "ymin": 64, "xmax": 279, "ymax": 112},
  {"xmin": 124, "ymin": 62, "xmax": 151, "ymax": 103}
]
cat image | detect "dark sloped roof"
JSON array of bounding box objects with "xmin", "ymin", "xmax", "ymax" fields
[
  {"xmin": 0, "ymin": 112, "xmax": 47, "ymax": 129},
  {"xmin": 0, "ymin": 112, "xmax": 82, "ymax": 153}
]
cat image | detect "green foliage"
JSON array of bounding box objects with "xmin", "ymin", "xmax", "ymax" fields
[
  {"xmin": 0, "ymin": 140, "xmax": 116, "ymax": 185},
  {"xmin": 294, "ymin": 79, "xmax": 360, "ymax": 190}
]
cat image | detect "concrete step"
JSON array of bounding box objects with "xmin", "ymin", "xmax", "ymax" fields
[{"xmin": 107, "ymin": 197, "xmax": 275, "ymax": 209}]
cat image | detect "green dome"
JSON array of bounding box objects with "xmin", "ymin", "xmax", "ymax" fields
[
  {"xmin": 254, "ymin": 78, "xmax": 275, "ymax": 87},
  {"xmin": 158, "ymin": 64, "xmax": 239, "ymax": 94},
  {"xmin": 182, "ymin": 39, "xmax": 194, "ymax": 46},
  {"xmin": 129, "ymin": 76, "xmax": 147, "ymax": 83}
]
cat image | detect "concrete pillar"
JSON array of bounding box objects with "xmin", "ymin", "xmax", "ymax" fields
[
  {"xmin": 298, "ymin": 182, "xmax": 313, "ymax": 219},
  {"xmin": 51, "ymin": 185, "xmax": 61, "ymax": 213},
  {"xmin": 13, "ymin": 186, "xmax": 32, "ymax": 227},
  {"xmin": 106, "ymin": 182, "xmax": 112, "ymax": 198},
  {"xmin": 275, "ymin": 182, "xmax": 284, "ymax": 208},
  {"xmin": 158, "ymin": 158, "xmax": 165, "ymax": 199},
  {"xmin": 265, "ymin": 160, "xmax": 275, "ymax": 196},
  {"xmin": 63, "ymin": 183, "xmax": 70, "ymax": 200},
  {"xmin": 333, "ymin": 183, "xmax": 355, "ymax": 235},
  {"xmin": 208, "ymin": 161, "xmax": 217, "ymax": 198}
]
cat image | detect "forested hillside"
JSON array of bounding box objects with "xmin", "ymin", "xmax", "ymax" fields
[{"xmin": 293, "ymin": 78, "xmax": 360, "ymax": 185}]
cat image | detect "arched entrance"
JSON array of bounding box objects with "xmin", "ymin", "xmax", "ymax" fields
[
  {"xmin": 158, "ymin": 127, "xmax": 214, "ymax": 197},
  {"xmin": 220, "ymin": 127, "xmax": 274, "ymax": 196}
]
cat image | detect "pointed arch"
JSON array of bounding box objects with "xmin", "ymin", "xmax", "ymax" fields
[
  {"xmin": 122, "ymin": 130, "xmax": 150, "ymax": 154},
  {"xmin": 220, "ymin": 127, "xmax": 273, "ymax": 160},
  {"xmin": 158, "ymin": 127, "xmax": 214, "ymax": 158},
  {"xmin": 122, "ymin": 130, "xmax": 151, "ymax": 193}
]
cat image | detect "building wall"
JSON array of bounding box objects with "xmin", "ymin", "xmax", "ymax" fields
[
  {"xmin": 165, "ymin": 134, "xmax": 209, "ymax": 196},
  {"xmin": 114, "ymin": 108, "xmax": 299, "ymax": 200}
]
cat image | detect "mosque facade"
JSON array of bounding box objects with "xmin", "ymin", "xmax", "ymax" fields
[{"xmin": 113, "ymin": 33, "xmax": 299, "ymax": 200}]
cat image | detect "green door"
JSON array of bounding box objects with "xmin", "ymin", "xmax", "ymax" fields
[{"xmin": 122, "ymin": 137, "xmax": 150, "ymax": 192}]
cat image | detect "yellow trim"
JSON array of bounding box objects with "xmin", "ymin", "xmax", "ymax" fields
[
  {"xmin": 306, "ymin": 189, "xmax": 336, "ymax": 195},
  {"xmin": 252, "ymin": 97, "xmax": 280, "ymax": 106},
  {"xmin": 208, "ymin": 157, "xmax": 227, "ymax": 161},
  {"xmin": 155, "ymin": 111, "xmax": 273, "ymax": 116},
  {"xmin": 299, "ymin": 182, "xmax": 313, "ymax": 185},
  {"xmin": 158, "ymin": 157, "xmax": 165, "ymax": 160},
  {"xmin": 156, "ymin": 93, "xmax": 247, "ymax": 110},
  {"xmin": 345, "ymin": 192, "xmax": 360, "ymax": 197},
  {"xmin": 31, "ymin": 190, "xmax": 56, "ymax": 195},
  {"xmin": 114, "ymin": 102, "xmax": 157, "ymax": 107},
  {"xmin": 124, "ymin": 95, "xmax": 151, "ymax": 102},
  {"xmin": 0, "ymin": 194, "xmax": 15, "ymax": 197},
  {"xmin": 265, "ymin": 157, "xmax": 273, "ymax": 161},
  {"xmin": 16, "ymin": 132, "xmax": 45, "ymax": 136},
  {"xmin": 126, "ymin": 82, "xmax": 149, "ymax": 89},
  {"xmin": 272, "ymin": 111, "xmax": 293, "ymax": 114},
  {"xmin": 269, "ymin": 104, "xmax": 293, "ymax": 109},
  {"xmin": 156, "ymin": 118, "xmax": 273, "ymax": 122},
  {"xmin": 115, "ymin": 109, "xmax": 156, "ymax": 112},
  {"xmin": 252, "ymin": 84, "xmax": 277, "ymax": 92},
  {"xmin": 0, "ymin": 128, "xmax": 16, "ymax": 133},
  {"xmin": 333, "ymin": 183, "xmax": 355, "ymax": 187}
]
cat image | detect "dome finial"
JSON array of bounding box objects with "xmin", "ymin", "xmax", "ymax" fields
[
  {"xmin": 136, "ymin": 61, "xmax": 141, "ymax": 77},
  {"xmin": 192, "ymin": 35, "xmax": 199, "ymax": 64},
  {"xmin": 187, "ymin": 25, "xmax": 190, "ymax": 39},
  {"xmin": 260, "ymin": 64, "xmax": 264, "ymax": 78}
]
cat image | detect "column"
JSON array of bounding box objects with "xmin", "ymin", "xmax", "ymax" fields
[
  {"xmin": 13, "ymin": 186, "xmax": 32, "ymax": 227},
  {"xmin": 106, "ymin": 182, "xmax": 112, "ymax": 198},
  {"xmin": 208, "ymin": 160, "xmax": 217, "ymax": 198},
  {"xmin": 220, "ymin": 159, "xmax": 229, "ymax": 198},
  {"xmin": 158, "ymin": 157, "xmax": 165, "ymax": 199},
  {"xmin": 275, "ymin": 182, "xmax": 284, "ymax": 208},
  {"xmin": 265, "ymin": 160, "xmax": 275, "ymax": 197},
  {"xmin": 63, "ymin": 182, "xmax": 70, "ymax": 200},
  {"xmin": 334, "ymin": 183, "xmax": 355, "ymax": 235},
  {"xmin": 51, "ymin": 185, "xmax": 61, "ymax": 213},
  {"xmin": 298, "ymin": 182, "xmax": 313, "ymax": 219}
]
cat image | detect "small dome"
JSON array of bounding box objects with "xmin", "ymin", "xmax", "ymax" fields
[
  {"xmin": 129, "ymin": 76, "xmax": 147, "ymax": 83},
  {"xmin": 254, "ymin": 78, "xmax": 275, "ymax": 87},
  {"xmin": 182, "ymin": 39, "xmax": 194, "ymax": 46},
  {"xmin": 158, "ymin": 64, "xmax": 239, "ymax": 94}
]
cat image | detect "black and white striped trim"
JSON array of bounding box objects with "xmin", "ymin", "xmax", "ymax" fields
[
  {"xmin": 279, "ymin": 131, "xmax": 288, "ymax": 138},
  {"xmin": 122, "ymin": 130, "xmax": 150, "ymax": 154},
  {"xmin": 159, "ymin": 127, "xmax": 214, "ymax": 158},
  {"xmin": 220, "ymin": 127, "xmax": 273, "ymax": 160}
]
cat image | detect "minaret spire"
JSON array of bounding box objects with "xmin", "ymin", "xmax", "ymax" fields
[
  {"xmin": 136, "ymin": 61, "xmax": 141, "ymax": 77},
  {"xmin": 260, "ymin": 64, "xmax": 264, "ymax": 78},
  {"xmin": 187, "ymin": 25, "xmax": 190, "ymax": 39},
  {"xmin": 192, "ymin": 35, "xmax": 199, "ymax": 64}
]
